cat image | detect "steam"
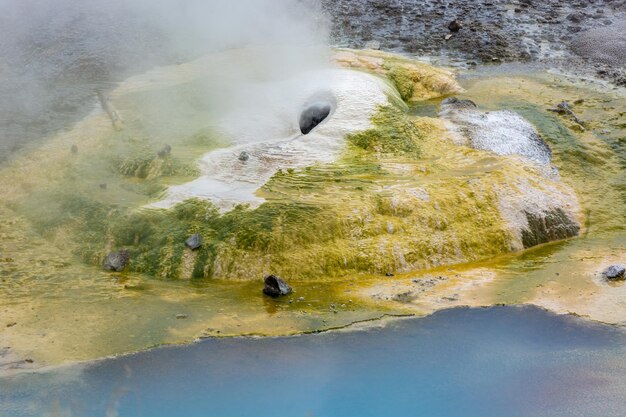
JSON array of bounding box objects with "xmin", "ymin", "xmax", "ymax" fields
[{"xmin": 0, "ymin": 0, "xmax": 330, "ymax": 161}]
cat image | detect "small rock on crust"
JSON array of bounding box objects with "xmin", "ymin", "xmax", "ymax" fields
[
  {"xmin": 157, "ymin": 144, "xmax": 172, "ymax": 158},
  {"xmin": 441, "ymin": 97, "xmax": 477, "ymax": 111},
  {"xmin": 263, "ymin": 274, "xmax": 292, "ymax": 297},
  {"xmin": 238, "ymin": 151, "xmax": 250, "ymax": 162},
  {"xmin": 185, "ymin": 234, "xmax": 203, "ymax": 250},
  {"xmin": 448, "ymin": 19, "xmax": 462, "ymax": 32},
  {"xmin": 603, "ymin": 264, "xmax": 625, "ymax": 281},
  {"xmin": 103, "ymin": 249, "xmax": 130, "ymax": 272}
]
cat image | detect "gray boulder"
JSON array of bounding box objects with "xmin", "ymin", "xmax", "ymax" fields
[
  {"xmin": 441, "ymin": 97, "xmax": 477, "ymax": 110},
  {"xmin": 263, "ymin": 275, "xmax": 292, "ymax": 297},
  {"xmin": 448, "ymin": 19, "xmax": 462, "ymax": 33},
  {"xmin": 603, "ymin": 264, "xmax": 625, "ymax": 280},
  {"xmin": 103, "ymin": 249, "xmax": 129, "ymax": 272},
  {"xmin": 185, "ymin": 234, "xmax": 203, "ymax": 250}
]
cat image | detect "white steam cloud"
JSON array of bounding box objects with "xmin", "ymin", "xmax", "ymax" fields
[{"xmin": 0, "ymin": 0, "xmax": 330, "ymax": 160}]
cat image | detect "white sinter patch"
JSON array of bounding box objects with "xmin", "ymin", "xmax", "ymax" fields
[
  {"xmin": 441, "ymin": 101, "xmax": 552, "ymax": 166},
  {"xmin": 149, "ymin": 68, "xmax": 393, "ymax": 210}
]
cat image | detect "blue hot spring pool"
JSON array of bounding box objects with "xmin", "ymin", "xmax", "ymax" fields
[{"xmin": 2, "ymin": 306, "xmax": 626, "ymax": 417}]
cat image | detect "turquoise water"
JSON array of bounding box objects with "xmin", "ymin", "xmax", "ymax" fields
[{"xmin": 2, "ymin": 306, "xmax": 626, "ymax": 417}]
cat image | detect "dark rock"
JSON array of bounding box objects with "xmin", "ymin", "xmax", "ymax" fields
[
  {"xmin": 238, "ymin": 151, "xmax": 250, "ymax": 162},
  {"xmin": 567, "ymin": 13, "xmax": 584, "ymax": 24},
  {"xmin": 70, "ymin": 144, "xmax": 78, "ymax": 154},
  {"xmin": 385, "ymin": 272, "xmax": 395, "ymax": 277},
  {"xmin": 185, "ymin": 234, "xmax": 202, "ymax": 250},
  {"xmin": 448, "ymin": 19, "xmax": 462, "ymax": 32},
  {"xmin": 103, "ymin": 249, "xmax": 130, "ymax": 272},
  {"xmin": 603, "ymin": 264, "xmax": 625, "ymax": 280},
  {"xmin": 548, "ymin": 101, "xmax": 585, "ymax": 126},
  {"xmin": 441, "ymin": 97, "xmax": 477, "ymax": 110},
  {"xmin": 157, "ymin": 144, "xmax": 172, "ymax": 158},
  {"xmin": 175, "ymin": 314, "xmax": 188, "ymax": 319},
  {"xmin": 521, "ymin": 208, "xmax": 580, "ymax": 249},
  {"xmin": 263, "ymin": 274, "xmax": 292, "ymax": 297},
  {"xmin": 299, "ymin": 103, "xmax": 331, "ymax": 135},
  {"xmin": 99, "ymin": 183, "xmax": 107, "ymax": 190}
]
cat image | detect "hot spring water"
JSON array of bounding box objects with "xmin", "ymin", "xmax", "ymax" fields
[{"xmin": 2, "ymin": 306, "xmax": 626, "ymax": 417}]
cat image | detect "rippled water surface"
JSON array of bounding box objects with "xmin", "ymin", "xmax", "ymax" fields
[{"xmin": 2, "ymin": 306, "xmax": 626, "ymax": 417}]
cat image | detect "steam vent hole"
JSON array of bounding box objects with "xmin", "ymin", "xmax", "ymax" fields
[{"xmin": 299, "ymin": 102, "xmax": 332, "ymax": 135}]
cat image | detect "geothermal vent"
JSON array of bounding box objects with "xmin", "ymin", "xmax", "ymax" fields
[{"xmin": 299, "ymin": 93, "xmax": 335, "ymax": 135}]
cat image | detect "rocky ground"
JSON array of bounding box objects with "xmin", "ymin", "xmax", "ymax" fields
[{"xmin": 321, "ymin": 0, "xmax": 626, "ymax": 85}]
